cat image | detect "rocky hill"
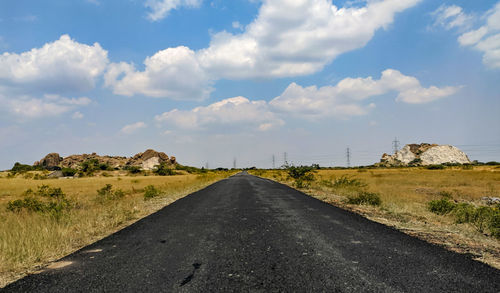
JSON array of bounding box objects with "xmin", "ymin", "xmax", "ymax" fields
[
  {"xmin": 380, "ymin": 143, "xmax": 470, "ymax": 166},
  {"xmin": 34, "ymin": 149, "xmax": 176, "ymax": 171}
]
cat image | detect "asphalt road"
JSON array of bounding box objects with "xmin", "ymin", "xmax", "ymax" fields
[{"xmin": 3, "ymin": 172, "xmax": 500, "ymax": 292}]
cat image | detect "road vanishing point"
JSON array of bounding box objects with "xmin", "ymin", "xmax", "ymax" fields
[{"xmin": 3, "ymin": 172, "xmax": 500, "ymax": 292}]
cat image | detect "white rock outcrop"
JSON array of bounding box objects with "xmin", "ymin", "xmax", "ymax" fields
[
  {"xmin": 380, "ymin": 143, "xmax": 471, "ymax": 166},
  {"xmin": 419, "ymin": 145, "xmax": 470, "ymax": 165}
]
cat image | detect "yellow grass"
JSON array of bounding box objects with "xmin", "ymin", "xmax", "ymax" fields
[
  {"xmin": 252, "ymin": 166, "xmax": 500, "ymax": 268},
  {"xmin": 0, "ymin": 171, "xmax": 234, "ymax": 287}
]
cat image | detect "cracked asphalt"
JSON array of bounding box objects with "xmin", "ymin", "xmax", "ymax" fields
[{"xmin": 3, "ymin": 172, "xmax": 500, "ymax": 292}]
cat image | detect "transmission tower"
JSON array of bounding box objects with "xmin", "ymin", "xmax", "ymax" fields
[
  {"xmin": 205, "ymin": 162, "xmax": 209, "ymax": 169},
  {"xmin": 393, "ymin": 137, "xmax": 400, "ymax": 154},
  {"xmin": 272, "ymin": 154, "xmax": 275, "ymax": 169},
  {"xmin": 284, "ymin": 152, "xmax": 288, "ymax": 166},
  {"xmin": 346, "ymin": 147, "xmax": 351, "ymax": 168},
  {"xmin": 233, "ymin": 157, "xmax": 236, "ymax": 169}
]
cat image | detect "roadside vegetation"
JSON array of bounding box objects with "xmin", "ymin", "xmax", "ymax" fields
[
  {"xmin": 250, "ymin": 165, "xmax": 500, "ymax": 269},
  {"xmin": 0, "ymin": 170, "xmax": 235, "ymax": 287}
]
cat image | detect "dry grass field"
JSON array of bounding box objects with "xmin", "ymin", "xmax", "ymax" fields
[
  {"xmin": 0, "ymin": 171, "xmax": 235, "ymax": 287},
  {"xmin": 251, "ymin": 166, "xmax": 500, "ymax": 269}
]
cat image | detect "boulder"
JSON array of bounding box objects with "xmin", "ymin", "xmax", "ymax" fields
[
  {"xmin": 34, "ymin": 153, "xmax": 63, "ymax": 170},
  {"xmin": 127, "ymin": 149, "xmax": 175, "ymax": 170},
  {"xmin": 380, "ymin": 143, "xmax": 470, "ymax": 166}
]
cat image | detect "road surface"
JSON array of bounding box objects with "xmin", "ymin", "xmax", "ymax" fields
[{"xmin": 3, "ymin": 172, "xmax": 500, "ymax": 292}]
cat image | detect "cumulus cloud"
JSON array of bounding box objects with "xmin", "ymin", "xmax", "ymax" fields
[
  {"xmin": 270, "ymin": 69, "xmax": 459, "ymax": 118},
  {"xmin": 104, "ymin": 46, "xmax": 213, "ymax": 100},
  {"xmin": 154, "ymin": 69, "xmax": 458, "ymax": 130},
  {"xmin": 197, "ymin": 0, "xmax": 421, "ymax": 79},
  {"xmin": 121, "ymin": 122, "xmax": 147, "ymax": 134},
  {"xmin": 145, "ymin": 0, "xmax": 202, "ymax": 21},
  {"xmin": 0, "ymin": 34, "xmax": 108, "ymax": 94},
  {"xmin": 107, "ymin": 0, "xmax": 420, "ymax": 98},
  {"xmin": 1, "ymin": 94, "xmax": 92, "ymax": 118},
  {"xmin": 435, "ymin": 2, "xmax": 500, "ymax": 69},
  {"xmin": 155, "ymin": 96, "xmax": 283, "ymax": 131}
]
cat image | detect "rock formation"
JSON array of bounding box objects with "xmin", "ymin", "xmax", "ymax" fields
[
  {"xmin": 34, "ymin": 153, "xmax": 63, "ymax": 170},
  {"xmin": 33, "ymin": 149, "xmax": 177, "ymax": 171},
  {"xmin": 380, "ymin": 143, "xmax": 470, "ymax": 166},
  {"xmin": 126, "ymin": 149, "xmax": 176, "ymax": 170}
]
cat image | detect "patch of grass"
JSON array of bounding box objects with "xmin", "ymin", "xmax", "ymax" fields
[
  {"xmin": 143, "ymin": 185, "xmax": 162, "ymax": 200},
  {"xmin": 96, "ymin": 184, "xmax": 125, "ymax": 201},
  {"xmin": 346, "ymin": 192, "xmax": 381, "ymax": 206},
  {"xmin": 331, "ymin": 175, "xmax": 366, "ymax": 188},
  {"xmin": 428, "ymin": 199, "xmax": 456, "ymax": 215}
]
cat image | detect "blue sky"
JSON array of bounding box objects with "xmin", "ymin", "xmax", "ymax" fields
[{"xmin": 0, "ymin": 0, "xmax": 499, "ymax": 169}]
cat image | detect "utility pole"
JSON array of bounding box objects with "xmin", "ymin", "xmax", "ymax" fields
[
  {"xmin": 393, "ymin": 137, "xmax": 400, "ymax": 154},
  {"xmin": 233, "ymin": 157, "xmax": 236, "ymax": 169},
  {"xmin": 272, "ymin": 154, "xmax": 275, "ymax": 169},
  {"xmin": 346, "ymin": 147, "xmax": 351, "ymax": 168}
]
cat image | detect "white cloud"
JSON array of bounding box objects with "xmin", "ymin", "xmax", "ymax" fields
[
  {"xmin": 155, "ymin": 96, "xmax": 283, "ymax": 131},
  {"xmin": 270, "ymin": 69, "xmax": 459, "ymax": 118},
  {"xmin": 436, "ymin": 2, "xmax": 500, "ymax": 69},
  {"xmin": 232, "ymin": 21, "xmax": 243, "ymax": 30},
  {"xmin": 145, "ymin": 0, "xmax": 202, "ymax": 21},
  {"xmin": 154, "ymin": 69, "xmax": 458, "ymax": 130},
  {"xmin": 107, "ymin": 0, "xmax": 420, "ymax": 98},
  {"xmin": 432, "ymin": 5, "xmax": 474, "ymax": 30},
  {"xmin": 0, "ymin": 35, "xmax": 108, "ymax": 94},
  {"xmin": 121, "ymin": 122, "xmax": 147, "ymax": 134},
  {"xmin": 1, "ymin": 94, "xmax": 92, "ymax": 118},
  {"xmin": 104, "ymin": 46, "xmax": 213, "ymax": 100},
  {"xmin": 197, "ymin": 0, "xmax": 421, "ymax": 79},
  {"xmin": 72, "ymin": 111, "xmax": 84, "ymax": 119}
]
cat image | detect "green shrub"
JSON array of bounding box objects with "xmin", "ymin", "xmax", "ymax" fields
[
  {"xmin": 428, "ymin": 199, "xmax": 456, "ymax": 215},
  {"xmin": 346, "ymin": 192, "xmax": 381, "ymax": 206},
  {"xmin": 144, "ymin": 185, "xmax": 162, "ymax": 200},
  {"xmin": 98, "ymin": 163, "xmax": 113, "ymax": 171},
  {"xmin": 425, "ymin": 165, "xmax": 445, "ymax": 170},
  {"xmin": 6, "ymin": 185, "xmax": 71, "ymax": 219},
  {"xmin": 153, "ymin": 163, "xmax": 176, "ymax": 176},
  {"xmin": 62, "ymin": 168, "xmax": 77, "ymax": 177},
  {"xmin": 453, "ymin": 203, "xmax": 476, "ymax": 223},
  {"xmin": 96, "ymin": 184, "xmax": 125, "ymax": 201},
  {"xmin": 489, "ymin": 209, "xmax": 500, "ymax": 239},
  {"xmin": 287, "ymin": 166, "xmax": 314, "ymax": 181},
  {"xmin": 11, "ymin": 162, "xmax": 35, "ymax": 173},
  {"xmin": 125, "ymin": 165, "xmax": 142, "ymax": 174},
  {"xmin": 80, "ymin": 159, "xmax": 100, "ymax": 176},
  {"xmin": 471, "ymin": 206, "xmax": 494, "ymax": 233}
]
